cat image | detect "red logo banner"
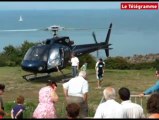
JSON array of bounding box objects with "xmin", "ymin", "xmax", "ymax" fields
[{"xmin": 121, "ymin": 2, "xmax": 158, "ymax": 10}]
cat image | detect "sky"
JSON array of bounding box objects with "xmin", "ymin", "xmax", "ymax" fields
[{"xmin": 0, "ymin": 2, "xmax": 120, "ymax": 10}]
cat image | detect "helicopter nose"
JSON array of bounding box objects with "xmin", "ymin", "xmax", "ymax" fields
[{"xmin": 21, "ymin": 60, "xmax": 46, "ymax": 72}]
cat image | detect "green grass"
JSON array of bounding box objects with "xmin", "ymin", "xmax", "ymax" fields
[{"xmin": 0, "ymin": 67, "xmax": 156, "ymax": 118}]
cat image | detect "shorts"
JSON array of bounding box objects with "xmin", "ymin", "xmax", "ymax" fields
[{"xmin": 96, "ymin": 73, "xmax": 103, "ymax": 80}]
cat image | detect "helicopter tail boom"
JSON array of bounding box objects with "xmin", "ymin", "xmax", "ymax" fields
[{"xmin": 73, "ymin": 23, "xmax": 113, "ymax": 57}]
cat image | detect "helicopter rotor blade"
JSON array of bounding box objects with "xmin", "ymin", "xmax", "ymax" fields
[
  {"xmin": 63, "ymin": 27, "xmax": 108, "ymax": 31},
  {"xmin": 92, "ymin": 32, "xmax": 98, "ymax": 44},
  {"xmin": 0, "ymin": 29, "xmax": 40, "ymax": 32}
]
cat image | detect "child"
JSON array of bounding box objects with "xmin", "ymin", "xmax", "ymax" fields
[
  {"xmin": 80, "ymin": 62, "xmax": 87, "ymax": 71},
  {"xmin": 11, "ymin": 95, "xmax": 25, "ymax": 119}
]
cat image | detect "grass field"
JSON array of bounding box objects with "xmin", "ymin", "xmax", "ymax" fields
[{"xmin": 0, "ymin": 67, "xmax": 156, "ymax": 118}]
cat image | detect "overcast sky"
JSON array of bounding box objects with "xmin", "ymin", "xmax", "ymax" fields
[{"xmin": 0, "ymin": 2, "xmax": 121, "ymax": 10}]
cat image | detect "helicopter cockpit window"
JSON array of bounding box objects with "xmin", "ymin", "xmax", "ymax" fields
[
  {"xmin": 46, "ymin": 39, "xmax": 51, "ymax": 45},
  {"xmin": 47, "ymin": 48, "xmax": 61, "ymax": 69},
  {"xmin": 23, "ymin": 47, "xmax": 48, "ymax": 61}
]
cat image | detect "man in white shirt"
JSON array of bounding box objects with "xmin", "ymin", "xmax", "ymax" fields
[
  {"xmin": 94, "ymin": 87, "xmax": 124, "ymax": 118},
  {"xmin": 63, "ymin": 71, "xmax": 88, "ymax": 118},
  {"xmin": 118, "ymin": 87, "xmax": 145, "ymax": 118},
  {"xmin": 70, "ymin": 52, "xmax": 79, "ymax": 77}
]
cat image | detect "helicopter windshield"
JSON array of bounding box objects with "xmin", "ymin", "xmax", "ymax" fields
[
  {"xmin": 23, "ymin": 46, "xmax": 48, "ymax": 61},
  {"xmin": 47, "ymin": 48, "xmax": 61, "ymax": 69}
]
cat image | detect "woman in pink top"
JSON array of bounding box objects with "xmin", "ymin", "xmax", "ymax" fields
[{"xmin": 33, "ymin": 80, "xmax": 59, "ymax": 118}]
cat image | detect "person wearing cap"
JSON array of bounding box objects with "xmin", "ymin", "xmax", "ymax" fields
[
  {"xmin": 33, "ymin": 80, "xmax": 58, "ymax": 118},
  {"xmin": 95, "ymin": 58, "xmax": 105, "ymax": 89},
  {"xmin": 0, "ymin": 84, "xmax": 5, "ymax": 118}
]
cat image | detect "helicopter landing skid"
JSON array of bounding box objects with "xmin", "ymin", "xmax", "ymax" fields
[{"xmin": 22, "ymin": 73, "xmax": 50, "ymax": 81}]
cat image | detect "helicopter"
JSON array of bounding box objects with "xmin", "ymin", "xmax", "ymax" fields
[{"xmin": 1, "ymin": 23, "xmax": 113, "ymax": 80}]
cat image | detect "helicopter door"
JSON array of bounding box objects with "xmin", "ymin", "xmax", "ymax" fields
[
  {"xmin": 59, "ymin": 48, "xmax": 64, "ymax": 67},
  {"xmin": 47, "ymin": 48, "xmax": 61, "ymax": 70}
]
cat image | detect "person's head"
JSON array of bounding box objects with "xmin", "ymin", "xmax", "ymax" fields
[
  {"xmin": 147, "ymin": 93, "xmax": 159, "ymax": 114},
  {"xmin": 99, "ymin": 58, "xmax": 103, "ymax": 62},
  {"xmin": 78, "ymin": 71, "xmax": 87, "ymax": 79},
  {"xmin": 0, "ymin": 84, "xmax": 5, "ymax": 95},
  {"xmin": 47, "ymin": 80, "xmax": 57, "ymax": 89},
  {"xmin": 103, "ymin": 87, "xmax": 116, "ymax": 100},
  {"xmin": 118, "ymin": 87, "xmax": 130, "ymax": 101},
  {"xmin": 71, "ymin": 52, "xmax": 75, "ymax": 57},
  {"xmin": 156, "ymin": 70, "xmax": 159, "ymax": 78},
  {"xmin": 84, "ymin": 62, "xmax": 87, "ymax": 65},
  {"xmin": 66, "ymin": 103, "xmax": 80, "ymax": 119},
  {"xmin": 17, "ymin": 95, "xmax": 25, "ymax": 104}
]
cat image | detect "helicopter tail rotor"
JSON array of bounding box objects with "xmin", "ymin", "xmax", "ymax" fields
[
  {"xmin": 92, "ymin": 32, "xmax": 99, "ymax": 59},
  {"xmin": 105, "ymin": 23, "xmax": 112, "ymax": 57}
]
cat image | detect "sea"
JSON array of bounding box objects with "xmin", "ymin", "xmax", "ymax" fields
[{"xmin": 0, "ymin": 9, "xmax": 159, "ymax": 58}]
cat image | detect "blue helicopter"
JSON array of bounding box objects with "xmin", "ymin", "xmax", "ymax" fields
[
  {"xmin": 0, "ymin": 23, "xmax": 113, "ymax": 80},
  {"xmin": 20, "ymin": 23, "xmax": 113, "ymax": 80}
]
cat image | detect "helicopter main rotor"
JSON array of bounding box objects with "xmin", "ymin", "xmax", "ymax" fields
[{"xmin": 0, "ymin": 24, "xmax": 111, "ymax": 38}]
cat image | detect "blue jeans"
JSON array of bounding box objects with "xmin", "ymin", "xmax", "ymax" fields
[{"xmin": 72, "ymin": 66, "xmax": 78, "ymax": 77}]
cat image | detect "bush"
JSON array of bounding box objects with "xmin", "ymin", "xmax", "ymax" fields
[
  {"xmin": 105, "ymin": 57, "xmax": 130, "ymax": 69},
  {"xmin": 79, "ymin": 54, "xmax": 96, "ymax": 69}
]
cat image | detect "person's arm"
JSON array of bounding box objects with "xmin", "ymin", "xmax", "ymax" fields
[
  {"xmin": 77, "ymin": 64, "xmax": 79, "ymax": 70},
  {"xmin": 82, "ymin": 81, "xmax": 89, "ymax": 103},
  {"xmin": 94, "ymin": 104, "xmax": 102, "ymax": 118},
  {"xmin": 83, "ymin": 92, "xmax": 88, "ymax": 103},
  {"xmin": 141, "ymin": 81, "xmax": 159, "ymax": 95},
  {"xmin": 95, "ymin": 62, "xmax": 98, "ymax": 70},
  {"xmin": 63, "ymin": 82, "xmax": 69, "ymax": 101},
  {"xmin": 77, "ymin": 58, "xmax": 79, "ymax": 70},
  {"xmin": 63, "ymin": 88, "xmax": 68, "ymax": 98},
  {"xmin": 51, "ymin": 89, "xmax": 59, "ymax": 103},
  {"xmin": 11, "ymin": 109, "xmax": 14, "ymax": 118}
]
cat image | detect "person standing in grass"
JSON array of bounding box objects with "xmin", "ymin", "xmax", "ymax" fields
[
  {"xmin": 70, "ymin": 52, "xmax": 79, "ymax": 77},
  {"xmin": 63, "ymin": 71, "xmax": 89, "ymax": 118},
  {"xmin": 11, "ymin": 95, "xmax": 25, "ymax": 119},
  {"xmin": 33, "ymin": 80, "xmax": 58, "ymax": 118},
  {"xmin": 95, "ymin": 58, "xmax": 105, "ymax": 89},
  {"xmin": 80, "ymin": 62, "xmax": 87, "ymax": 72}
]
